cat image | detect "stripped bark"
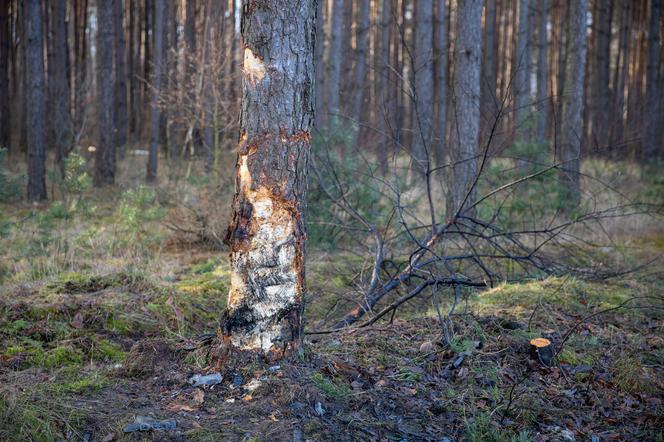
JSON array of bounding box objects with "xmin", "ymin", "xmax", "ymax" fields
[{"xmin": 221, "ymin": 0, "xmax": 315, "ymax": 357}]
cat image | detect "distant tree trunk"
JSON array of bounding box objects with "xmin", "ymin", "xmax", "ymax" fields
[
  {"xmin": 447, "ymin": 0, "xmax": 482, "ymax": 217},
  {"xmin": 73, "ymin": 0, "xmax": 87, "ymax": 137},
  {"xmin": 221, "ymin": 0, "xmax": 315, "ymax": 357},
  {"xmin": 25, "ymin": 0, "xmax": 46, "ymax": 200},
  {"xmin": 535, "ymin": 0, "xmax": 549, "ymax": 144},
  {"xmin": 326, "ymin": 0, "xmax": 344, "ymax": 125},
  {"xmin": 95, "ymin": 0, "xmax": 115, "ymax": 186},
  {"xmin": 412, "ymin": 0, "xmax": 434, "ymax": 178},
  {"xmin": 610, "ymin": 0, "xmax": 631, "ymax": 152},
  {"xmin": 644, "ymin": 0, "xmax": 662, "ymax": 160},
  {"xmin": 514, "ymin": 0, "xmax": 531, "ymax": 145},
  {"xmin": 49, "ymin": 0, "xmax": 71, "ymax": 173},
  {"xmin": 351, "ymin": 0, "xmax": 369, "ymax": 125},
  {"xmin": 113, "ymin": 0, "xmax": 128, "ymax": 151},
  {"xmin": 314, "ymin": 0, "xmax": 325, "ymax": 128},
  {"xmin": 377, "ymin": 0, "xmax": 392, "ymax": 171},
  {"xmin": 147, "ymin": 0, "xmax": 164, "ymax": 182},
  {"xmin": 0, "ymin": 0, "xmax": 9, "ymax": 150},
  {"xmin": 592, "ymin": 0, "xmax": 611, "ymax": 151},
  {"xmin": 481, "ymin": 0, "xmax": 497, "ymax": 147},
  {"xmin": 434, "ymin": 0, "xmax": 447, "ymax": 166},
  {"xmin": 185, "ymin": 0, "xmax": 196, "ymax": 54},
  {"xmin": 559, "ymin": 0, "xmax": 588, "ymax": 208},
  {"xmin": 202, "ymin": 0, "xmax": 220, "ymax": 173}
]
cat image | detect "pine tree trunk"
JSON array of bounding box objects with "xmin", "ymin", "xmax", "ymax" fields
[
  {"xmin": 535, "ymin": 0, "xmax": 549, "ymax": 144},
  {"xmin": 481, "ymin": 0, "xmax": 497, "ymax": 148},
  {"xmin": 0, "ymin": 0, "xmax": 9, "ymax": 150},
  {"xmin": 644, "ymin": 0, "xmax": 662, "ymax": 160},
  {"xmin": 50, "ymin": 0, "xmax": 71, "ymax": 172},
  {"xmin": 352, "ymin": 0, "xmax": 369, "ymax": 125},
  {"xmin": 434, "ymin": 0, "xmax": 447, "ymax": 167},
  {"xmin": 447, "ymin": 0, "xmax": 482, "ymax": 218},
  {"xmin": 514, "ymin": 0, "xmax": 531, "ymax": 145},
  {"xmin": 314, "ymin": 0, "xmax": 325, "ymax": 128},
  {"xmin": 147, "ymin": 0, "xmax": 164, "ymax": 182},
  {"xmin": 592, "ymin": 0, "xmax": 611, "ymax": 150},
  {"xmin": 113, "ymin": 0, "xmax": 128, "ymax": 151},
  {"xmin": 326, "ymin": 0, "xmax": 344, "ymax": 125},
  {"xmin": 412, "ymin": 0, "xmax": 434, "ymax": 178},
  {"xmin": 221, "ymin": 0, "xmax": 315, "ymax": 357},
  {"xmin": 94, "ymin": 0, "xmax": 116, "ymax": 186},
  {"xmin": 26, "ymin": 0, "xmax": 46, "ymax": 201},
  {"xmin": 559, "ymin": 0, "xmax": 588, "ymax": 208}
]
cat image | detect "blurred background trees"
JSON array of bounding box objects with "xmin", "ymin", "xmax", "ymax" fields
[{"xmin": 0, "ymin": 0, "xmax": 661, "ymax": 204}]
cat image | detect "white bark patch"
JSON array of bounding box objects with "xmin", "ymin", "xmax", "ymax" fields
[
  {"xmin": 228, "ymin": 178, "xmax": 299, "ymax": 351},
  {"xmin": 243, "ymin": 48, "xmax": 266, "ymax": 84}
]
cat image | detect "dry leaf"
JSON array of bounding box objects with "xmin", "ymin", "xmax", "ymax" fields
[
  {"xmin": 192, "ymin": 388, "xmax": 205, "ymax": 405},
  {"xmin": 71, "ymin": 312, "xmax": 84, "ymax": 329}
]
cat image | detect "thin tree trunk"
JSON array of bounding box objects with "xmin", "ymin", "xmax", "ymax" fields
[
  {"xmin": 0, "ymin": 0, "xmax": 9, "ymax": 150},
  {"xmin": 95, "ymin": 0, "xmax": 115, "ymax": 186},
  {"xmin": 221, "ymin": 0, "xmax": 315, "ymax": 357},
  {"xmin": 481, "ymin": 0, "xmax": 497, "ymax": 148},
  {"xmin": 26, "ymin": 0, "xmax": 46, "ymax": 200},
  {"xmin": 447, "ymin": 0, "xmax": 483, "ymax": 217},
  {"xmin": 434, "ymin": 0, "xmax": 447, "ymax": 166},
  {"xmin": 559, "ymin": 0, "xmax": 588, "ymax": 208},
  {"xmin": 50, "ymin": 0, "xmax": 70, "ymax": 173},
  {"xmin": 314, "ymin": 0, "xmax": 325, "ymax": 128},
  {"xmin": 412, "ymin": 0, "xmax": 434, "ymax": 178},
  {"xmin": 644, "ymin": 0, "xmax": 662, "ymax": 160},
  {"xmin": 592, "ymin": 0, "xmax": 611, "ymax": 150},
  {"xmin": 535, "ymin": 0, "xmax": 549, "ymax": 144},
  {"xmin": 610, "ymin": 0, "xmax": 630, "ymax": 152},
  {"xmin": 113, "ymin": 0, "xmax": 128, "ymax": 151},
  {"xmin": 326, "ymin": 0, "xmax": 344, "ymax": 125},
  {"xmin": 514, "ymin": 0, "xmax": 531, "ymax": 145},
  {"xmin": 147, "ymin": 0, "xmax": 164, "ymax": 182},
  {"xmin": 352, "ymin": 0, "xmax": 369, "ymax": 126}
]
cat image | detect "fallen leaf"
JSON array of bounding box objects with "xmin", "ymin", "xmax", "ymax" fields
[
  {"xmin": 419, "ymin": 341, "xmax": 435, "ymax": 352},
  {"xmin": 101, "ymin": 433, "xmax": 116, "ymax": 442},
  {"xmin": 71, "ymin": 312, "xmax": 84, "ymax": 329},
  {"xmin": 192, "ymin": 388, "xmax": 205, "ymax": 405}
]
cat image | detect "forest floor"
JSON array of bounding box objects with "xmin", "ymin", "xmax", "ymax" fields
[
  {"xmin": 1, "ymin": 156, "xmax": 663, "ymax": 441},
  {"xmin": 0, "ymin": 242, "xmax": 662, "ymax": 441}
]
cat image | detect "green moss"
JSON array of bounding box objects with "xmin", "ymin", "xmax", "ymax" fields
[
  {"xmin": 90, "ymin": 338, "xmax": 126, "ymax": 362},
  {"xmin": 46, "ymin": 369, "xmax": 108, "ymax": 395},
  {"xmin": 310, "ymin": 372, "xmax": 351, "ymax": 401},
  {"xmin": 38, "ymin": 346, "xmax": 84, "ymax": 369}
]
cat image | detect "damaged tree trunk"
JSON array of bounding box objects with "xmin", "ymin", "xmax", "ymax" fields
[{"xmin": 221, "ymin": 0, "xmax": 315, "ymax": 357}]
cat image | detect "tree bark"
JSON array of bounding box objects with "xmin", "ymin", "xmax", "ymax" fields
[
  {"xmin": 644, "ymin": 0, "xmax": 662, "ymax": 160},
  {"xmin": 351, "ymin": 0, "xmax": 369, "ymax": 125},
  {"xmin": 95, "ymin": 0, "xmax": 116, "ymax": 186},
  {"xmin": 221, "ymin": 0, "xmax": 315, "ymax": 357},
  {"xmin": 559, "ymin": 0, "xmax": 588, "ymax": 208},
  {"xmin": 447, "ymin": 0, "xmax": 483, "ymax": 218},
  {"xmin": 113, "ymin": 0, "xmax": 128, "ymax": 150},
  {"xmin": 480, "ymin": 0, "xmax": 497, "ymax": 148},
  {"xmin": 434, "ymin": 0, "xmax": 447, "ymax": 167},
  {"xmin": 514, "ymin": 0, "xmax": 531, "ymax": 144},
  {"xmin": 147, "ymin": 0, "xmax": 164, "ymax": 182},
  {"xmin": 0, "ymin": 0, "xmax": 9, "ymax": 150},
  {"xmin": 26, "ymin": 0, "xmax": 46, "ymax": 201},
  {"xmin": 412, "ymin": 0, "xmax": 434, "ymax": 178},
  {"xmin": 326, "ymin": 0, "xmax": 343, "ymax": 125},
  {"xmin": 535, "ymin": 0, "xmax": 549, "ymax": 144},
  {"xmin": 592, "ymin": 0, "xmax": 611, "ymax": 150},
  {"xmin": 314, "ymin": 0, "xmax": 325, "ymax": 128},
  {"xmin": 50, "ymin": 0, "xmax": 71, "ymax": 172}
]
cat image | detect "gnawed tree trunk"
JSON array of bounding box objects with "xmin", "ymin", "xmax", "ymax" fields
[{"xmin": 221, "ymin": 0, "xmax": 315, "ymax": 357}]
